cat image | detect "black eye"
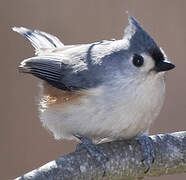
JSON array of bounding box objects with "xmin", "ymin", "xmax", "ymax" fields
[{"xmin": 132, "ymin": 54, "xmax": 144, "ymax": 67}]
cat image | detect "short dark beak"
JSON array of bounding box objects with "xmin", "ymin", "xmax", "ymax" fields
[{"xmin": 155, "ymin": 60, "xmax": 175, "ymax": 72}]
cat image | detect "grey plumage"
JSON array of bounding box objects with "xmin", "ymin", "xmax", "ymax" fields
[
  {"xmin": 13, "ymin": 15, "xmax": 165, "ymax": 91},
  {"xmin": 13, "ymin": 15, "xmax": 175, "ymax": 143}
]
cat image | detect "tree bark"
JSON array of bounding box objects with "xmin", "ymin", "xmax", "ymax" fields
[{"xmin": 15, "ymin": 131, "xmax": 186, "ymax": 180}]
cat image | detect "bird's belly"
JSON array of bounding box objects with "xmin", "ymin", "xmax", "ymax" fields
[{"xmin": 39, "ymin": 86, "xmax": 165, "ymax": 142}]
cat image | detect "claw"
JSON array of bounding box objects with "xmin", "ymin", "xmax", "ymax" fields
[
  {"xmin": 136, "ymin": 135, "xmax": 155, "ymax": 173},
  {"xmin": 75, "ymin": 135, "xmax": 108, "ymax": 176}
]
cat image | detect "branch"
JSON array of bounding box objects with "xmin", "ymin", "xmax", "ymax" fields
[{"xmin": 15, "ymin": 131, "xmax": 186, "ymax": 180}]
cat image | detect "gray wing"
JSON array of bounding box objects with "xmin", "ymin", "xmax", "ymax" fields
[
  {"xmin": 19, "ymin": 42, "xmax": 125, "ymax": 91},
  {"xmin": 19, "ymin": 56, "xmax": 99, "ymax": 91},
  {"xmin": 13, "ymin": 27, "xmax": 125, "ymax": 91}
]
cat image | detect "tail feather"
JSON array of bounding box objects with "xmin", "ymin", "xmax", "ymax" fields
[{"xmin": 12, "ymin": 27, "xmax": 64, "ymax": 50}]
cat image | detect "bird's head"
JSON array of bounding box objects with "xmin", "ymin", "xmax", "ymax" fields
[{"xmin": 120, "ymin": 15, "xmax": 175, "ymax": 80}]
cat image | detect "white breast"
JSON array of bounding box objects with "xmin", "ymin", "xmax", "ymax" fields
[{"xmin": 39, "ymin": 73, "xmax": 165, "ymax": 143}]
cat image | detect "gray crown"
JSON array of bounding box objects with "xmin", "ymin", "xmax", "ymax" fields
[{"xmin": 124, "ymin": 15, "xmax": 164, "ymax": 64}]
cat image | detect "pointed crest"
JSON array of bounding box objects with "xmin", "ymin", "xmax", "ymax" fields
[{"xmin": 123, "ymin": 14, "xmax": 160, "ymax": 54}]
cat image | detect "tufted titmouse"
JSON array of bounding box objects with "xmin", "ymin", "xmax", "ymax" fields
[{"xmin": 13, "ymin": 15, "xmax": 175, "ymax": 171}]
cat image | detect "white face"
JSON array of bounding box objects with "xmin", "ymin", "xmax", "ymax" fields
[
  {"xmin": 139, "ymin": 53, "xmax": 155, "ymax": 73},
  {"xmin": 129, "ymin": 52, "xmax": 164, "ymax": 78}
]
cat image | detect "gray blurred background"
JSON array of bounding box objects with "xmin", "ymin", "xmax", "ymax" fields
[{"xmin": 1, "ymin": 0, "xmax": 186, "ymax": 179}]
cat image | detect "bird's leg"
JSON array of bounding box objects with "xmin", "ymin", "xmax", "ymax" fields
[
  {"xmin": 136, "ymin": 135, "xmax": 155, "ymax": 173},
  {"xmin": 75, "ymin": 135, "xmax": 108, "ymax": 175}
]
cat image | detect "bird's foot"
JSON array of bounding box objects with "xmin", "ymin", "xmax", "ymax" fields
[
  {"xmin": 75, "ymin": 135, "xmax": 108, "ymax": 176},
  {"xmin": 136, "ymin": 135, "xmax": 155, "ymax": 173}
]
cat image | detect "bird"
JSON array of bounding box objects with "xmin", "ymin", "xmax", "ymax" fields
[{"xmin": 13, "ymin": 15, "xmax": 175, "ymax": 172}]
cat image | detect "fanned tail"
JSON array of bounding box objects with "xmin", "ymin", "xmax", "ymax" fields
[
  {"xmin": 13, "ymin": 27, "xmax": 71, "ymax": 90},
  {"xmin": 12, "ymin": 27, "xmax": 64, "ymax": 52}
]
